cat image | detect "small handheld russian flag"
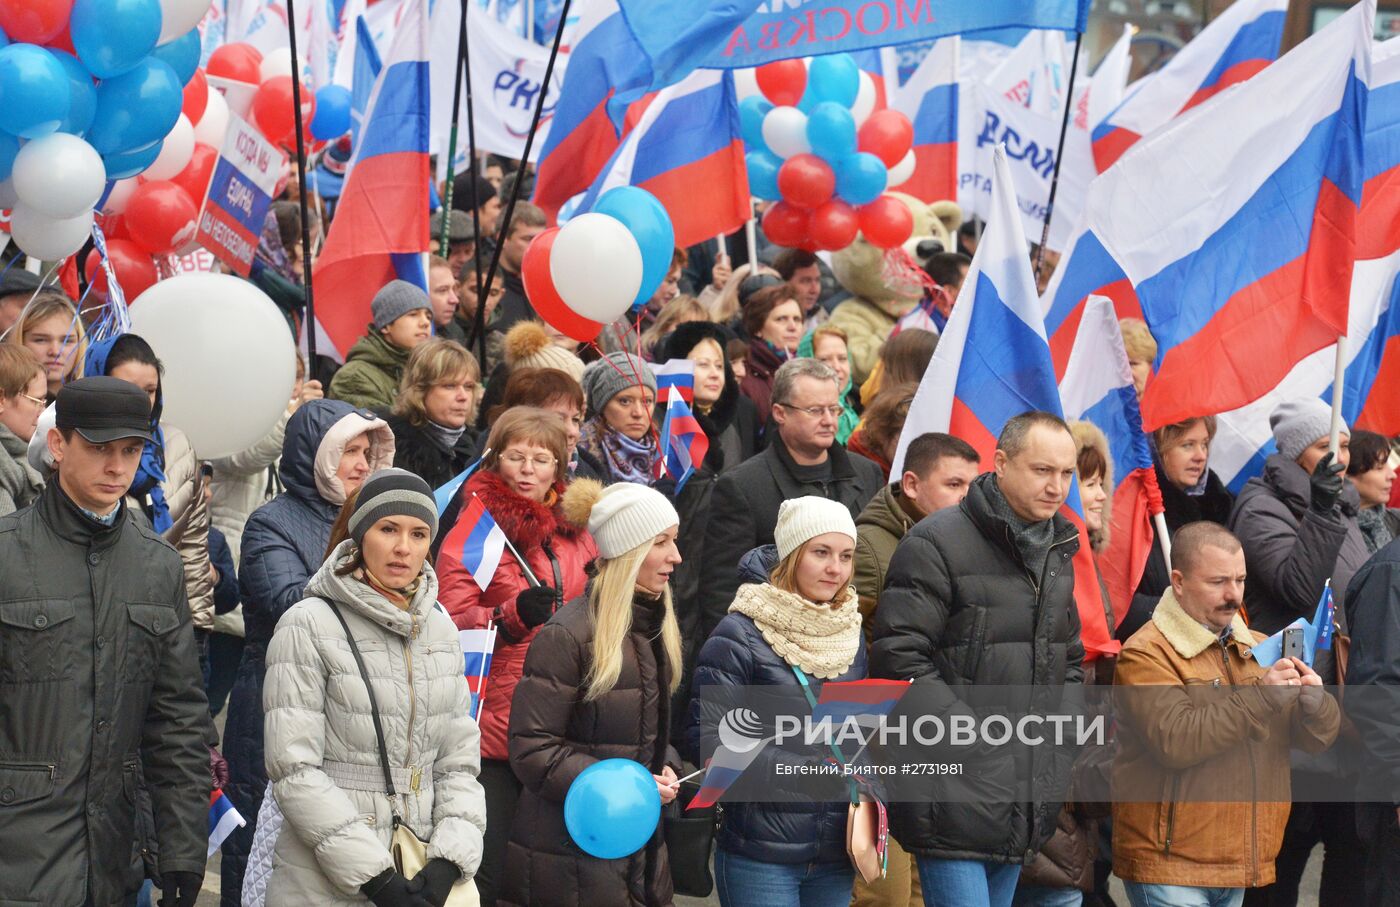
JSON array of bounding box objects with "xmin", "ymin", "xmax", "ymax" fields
[
  {"xmin": 459, "ymin": 625, "xmax": 497, "ymax": 721},
  {"xmin": 441, "ymin": 494, "xmax": 507, "ymax": 591},
  {"xmin": 208, "ymin": 790, "xmax": 246, "ymax": 857},
  {"xmin": 811, "ymin": 678, "xmax": 911, "ymax": 730},
  {"xmin": 433, "ymin": 449, "xmax": 490, "ymax": 517},
  {"xmin": 653, "ymin": 359, "xmax": 695, "ymax": 405},
  {"xmin": 656, "ymin": 385, "xmax": 708, "ymax": 493},
  {"xmin": 1313, "ymin": 581, "xmax": 1335, "ymax": 653}
]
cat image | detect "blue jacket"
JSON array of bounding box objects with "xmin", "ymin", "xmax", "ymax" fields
[
  {"xmin": 209, "ymin": 526, "xmax": 239, "ymax": 615},
  {"xmin": 687, "ymin": 546, "xmax": 867, "ymax": 866}
]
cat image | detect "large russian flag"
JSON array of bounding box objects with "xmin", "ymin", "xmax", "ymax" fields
[
  {"xmin": 1045, "ymin": 2, "xmax": 1373, "ymax": 433},
  {"xmin": 1059, "ymin": 296, "xmax": 1159, "ymax": 630},
  {"xmin": 891, "ymin": 37, "xmax": 959, "ymax": 205},
  {"xmin": 574, "ymin": 70, "xmax": 750, "ymax": 249},
  {"xmin": 1091, "ymin": 0, "xmax": 1287, "ymax": 172},
  {"xmin": 310, "ymin": 0, "xmax": 430, "ymax": 361},
  {"xmin": 891, "ymin": 144, "xmax": 1118, "ymax": 661}
]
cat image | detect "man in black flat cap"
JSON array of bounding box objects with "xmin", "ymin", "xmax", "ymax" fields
[
  {"xmin": 0, "ymin": 266, "xmax": 43, "ymax": 333},
  {"xmin": 0, "ymin": 376, "xmax": 213, "ymax": 907}
]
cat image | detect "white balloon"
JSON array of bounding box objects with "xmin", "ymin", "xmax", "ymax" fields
[
  {"xmin": 12, "ymin": 134, "xmax": 105, "ymax": 219},
  {"xmin": 259, "ymin": 48, "xmax": 294, "ymax": 83},
  {"xmin": 762, "ymin": 106, "xmax": 811, "ymax": 160},
  {"xmin": 129, "ymin": 274, "xmax": 297, "ymax": 459},
  {"xmin": 10, "ymin": 205, "xmax": 94, "ymax": 261},
  {"xmin": 888, "ymin": 150, "xmax": 916, "ymax": 188},
  {"xmin": 145, "ymin": 115, "xmax": 195, "ymax": 181},
  {"xmin": 102, "ymin": 178, "xmax": 140, "ymax": 214},
  {"xmin": 193, "ymin": 88, "xmax": 229, "ymax": 148},
  {"xmin": 157, "ymin": 0, "xmax": 213, "ymax": 45},
  {"xmin": 549, "ymin": 213, "xmax": 643, "ymax": 324},
  {"xmin": 0, "ymin": 180, "xmax": 17, "ymax": 209},
  {"xmin": 852, "ymin": 72, "xmax": 877, "ymax": 127}
]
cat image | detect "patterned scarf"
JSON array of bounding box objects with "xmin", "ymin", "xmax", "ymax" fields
[
  {"xmin": 578, "ymin": 416, "xmax": 659, "ymax": 486},
  {"xmin": 1358, "ymin": 506, "xmax": 1394, "ymax": 554},
  {"xmin": 983, "ymin": 475, "xmax": 1056, "ymax": 583},
  {"xmin": 728, "ymin": 582, "xmax": 862, "ymax": 679}
]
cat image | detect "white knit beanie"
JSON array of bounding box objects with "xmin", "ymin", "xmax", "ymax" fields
[
  {"xmin": 774, "ymin": 496, "xmax": 857, "ymax": 560},
  {"xmin": 583, "ymin": 482, "xmax": 679, "ymax": 559},
  {"xmin": 1270, "ymin": 398, "xmax": 1345, "ymax": 463}
]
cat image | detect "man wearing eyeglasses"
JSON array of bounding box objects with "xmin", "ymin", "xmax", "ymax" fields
[{"xmin": 698, "ymin": 357, "xmax": 884, "ymax": 642}]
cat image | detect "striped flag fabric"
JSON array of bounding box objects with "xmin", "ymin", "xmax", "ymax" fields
[
  {"xmin": 811, "ymin": 678, "xmax": 910, "ymax": 729},
  {"xmin": 441, "ymin": 494, "xmax": 507, "ymax": 592},
  {"xmin": 433, "ymin": 451, "xmax": 489, "ymax": 518},
  {"xmin": 459, "ymin": 626, "xmax": 497, "ymax": 720},
  {"xmin": 688, "ymin": 714, "xmax": 776, "ymax": 811},
  {"xmin": 652, "ymin": 358, "xmax": 694, "ymax": 404},
  {"xmin": 208, "ymin": 790, "xmax": 246, "ymax": 857},
  {"xmin": 891, "ymin": 36, "xmax": 959, "ymax": 205},
  {"xmin": 656, "ymin": 385, "xmax": 708, "ymax": 493}
]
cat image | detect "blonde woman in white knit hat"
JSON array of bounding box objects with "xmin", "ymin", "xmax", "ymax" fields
[
  {"xmin": 502, "ymin": 478, "xmax": 684, "ymax": 906},
  {"xmin": 686, "ymin": 495, "xmax": 865, "ymax": 907}
]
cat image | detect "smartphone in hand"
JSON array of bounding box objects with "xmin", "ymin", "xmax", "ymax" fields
[{"xmin": 1282, "ymin": 627, "xmax": 1305, "ymax": 662}]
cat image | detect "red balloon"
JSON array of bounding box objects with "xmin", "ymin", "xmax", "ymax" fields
[
  {"xmin": 182, "ymin": 70, "xmax": 209, "ymax": 125},
  {"xmin": 99, "ymin": 212, "xmax": 128, "ymax": 242},
  {"xmin": 776, "ymin": 154, "xmax": 835, "ymax": 210},
  {"xmin": 45, "ymin": 19, "xmax": 76, "ymax": 54},
  {"xmin": 252, "ymin": 76, "xmax": 315, "ymax": 146},
  {"xmin": 858, "ymin": 195, "xmax": 914, "ymax": 250},
  {"xmin": 521, "ymin": 227, "xmax": 602, "ymax": 344},
  {"xmin": 124, "ymin": 181, "xmax": 199, "ymax": 256},
  {"xmin": 761, "ymin": 202, "xmax": 811, "ymax": 250},
  {"xmin": 171, "ymin": 143, "xmax": 217, "ymax": 205},
  {"xmin": 83, "ymin": 238, "xmax": 159, "ymax": 301},
  {"xmin": 858, "ymin": 110, "xmax": 915, "ymax": 169},
  {"xmin": 808, "ymin": 200, "xmax": 859, "ymax": 251},
  {"xmin": 755, "ymin": 60, "xmax": 806, "ymax": 107},
  {"xmin": 0, "ymin": 0, "xmax": 73, "ymax": 44},
  {"xmin": 207, "ymin": 43, "xmax": 263, "ymax": 85}
]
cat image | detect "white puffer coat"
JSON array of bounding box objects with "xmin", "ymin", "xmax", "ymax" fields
[{"xmin": 262, "ymin": 540, "xmax": 486, "ymax": 905}]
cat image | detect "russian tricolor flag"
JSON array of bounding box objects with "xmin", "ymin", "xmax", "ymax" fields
[
  {"xmin": 652, "ymin": 358, "xmax": 694, "ymax": 405},
  {"xmin": 574, "ymin": 70, "xmax": 750, "ymax": 249},
  {"xmin": 1091, "ymin": 0, "xmax": 1287, "ymax": 172},
  {"xmin": 311, "ymin": 0, "xmax": 430, "ymax": 361},
  {"xmin": 688, "ymin": 728, "xmax": 775, "ymax": 811},
  {"xmin": 459, "ymin": 626, "xmax": 497, "ymax": 720},
  {"xmin": 811, "ymin": 678, "xmax": 910, "ymax": 729},
  {"xmin": 656, "ymin": 385, "xmax": 708, "ymax": 493},
  {"xmin": 891, "ymin": 37, "xmax": 959, "ymax": 205},
  {"xmin": 1059, "ymin": 296, "xmax": 1160, "ymax": 630},
  {"xmin": 441, "ymin": 494, "xmax": 507, "ymax": 592},
  {"xmin": 891, "ymin": 144, "xmax": 1117, "ymax": 661},
  {"xmin": 1046, "ymin": 1, "xmax": 1372, "ymax": 434},
  {"xmin": 209, "ymin": 790, "xmax": 246, "ymax": 857}
]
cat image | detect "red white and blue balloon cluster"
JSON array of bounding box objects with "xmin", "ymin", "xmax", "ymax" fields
[{"xmin": 741, "ymin": 54, "xmax": 915, "ymax": 253}]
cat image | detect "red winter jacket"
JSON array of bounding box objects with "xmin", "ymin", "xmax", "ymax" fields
[{"xmin": 436, "ymin": 469, "xmax": 596, "ymax": 760}]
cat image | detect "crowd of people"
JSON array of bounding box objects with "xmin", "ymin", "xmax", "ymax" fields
[{"xmin": 0, "ymin": 152, "xmax": 1397, "ymax": 907}]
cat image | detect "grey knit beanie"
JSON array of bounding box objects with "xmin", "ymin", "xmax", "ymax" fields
[
  {"xmin": 582, "ymin": 352, "xmax": 656, "ymax": 413},
  {"xmin": 1270, "ymin": 398, "xmax": 1346, "ymax": 463},
  {"xmin": 347, "ymin": 468, "xmax": 439, "ymax": 545},
  {"xmin": 370, "ymin": 279, "xmax": 432, "ymax": 331}
]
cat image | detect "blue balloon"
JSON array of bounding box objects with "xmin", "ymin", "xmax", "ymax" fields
[
  {"xmin": 835, "ymin": 152, "xmax": 888, "ymax": 206},
  {"xmin": 593, "ymin": 186, "xmax": 676, "ymax": 309},
  {"xmin": 0, "ymin": 25, "xmax": 8, "ymax": 48},
  {"xmin": 0, "ymin": 45, "xmax": 70, "ymax": 139},
  {"xmin": 149, "ymin": 27, "xmax": 202, "ymax": 85},
  {"xmin": 746, "ymin": 150, "xmax": 781, "ymax": 201},
  {"xmin": 52, "ymin": 52, "xmax": 98, "ymax": 137},
  {"xmin": 739, "ymin": 95, "xmax": 772, "ymax": 152},
  {"xmin": 103, "ymin": 139, "xmax": 162, "ymax": 179},
  {"xmin": 87, "ymin": 58, "xmax": 182, "ymax": 156},
  {"xmin": 0, "ymin": 132, "xmax": 18, "ymax": 181},
  {"xmin": 310, "ymin": 85, "xmax": 353, "ymax": 140},
  {"xmin": 72, "ymin": 0, "xmax": 162, "ymax": 79},
  {"xmin": 564, "ymin": 759, "xmax": 661, "ymax": 860},
  {"xmin": 807, "ymin": 54, "xmax": 860, "ymax": 108},
  {"xmin": 806, "ymin": 102, "xmax": 856, "ymax": 165}
]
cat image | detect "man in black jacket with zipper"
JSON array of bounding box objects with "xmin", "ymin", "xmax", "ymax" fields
[{"xmin": 870, "ymin": 410, "xmax": 1085, "ymax": 905}]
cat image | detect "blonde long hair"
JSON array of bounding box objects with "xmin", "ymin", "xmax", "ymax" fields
[{"xmin": 583, "ymin": 542, "xmax": 683, "ymax": 702}]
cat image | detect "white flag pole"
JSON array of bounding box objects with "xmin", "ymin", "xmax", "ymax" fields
[
  {"xmin": 1153, "ymin": 512, "xmax": 1172, "ymax": 572},
  {"xmin": 1329, "ymin": 336, "xmax": 1347, "ymax": 457},
  {"xmin": 744, "ymin": 200, "xmax": 758, "ymax": 268}
]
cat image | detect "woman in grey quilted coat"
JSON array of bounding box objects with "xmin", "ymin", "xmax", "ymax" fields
[{"xmin": 262, "ymin": 469, "xmax": 486, "ymax": 906}]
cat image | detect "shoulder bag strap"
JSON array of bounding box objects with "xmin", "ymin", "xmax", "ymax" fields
[{"xmin": 325, "ymin": 599, "xmax": 402, "ymax": 821}]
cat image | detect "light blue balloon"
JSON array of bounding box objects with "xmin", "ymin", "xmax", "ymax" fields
[
  {"xmin": 310, "ymin": 85, "xmax": 353, "ymax": 140},
  {"xmin": 87, "ymin": 58, "xmax": 182, "ymax": 155},
  {"xmin": 103, "ymin": 139, "xmax": 162, "ymax": 179},
  {"xmin": 746, "ymin": 150, "xmax": 781, "ymax": 201},
  {"xmin": 593, "ymin": 186, "xmax": 676, "ymax": 309},
  {"xmin": 807, "ymin": 54, "xmax": 860, "ymax": 108},
  {"xmin": 806, "ymin": 102, "xmax": 856, "ymax": 165},
  {"xmin": 0, "ymin": 132, "xmax": 18, "ymax": 181},
  {"xmin": 739, "ymin": 95, "xmax": 771, "ymax": 153},
  {"xmin": 52, "ymin": 52, "xmax": 98, "ymax": 137},
  {"xmin": 0, "ymin": 45, "xmax": 70, "ymax": 139},
  {"xmin": 564, "ymin": 759, "xmax": 661, "ymax": 860},
  {"xmin": 835, "ymin": 152, "xmax": 888, "ymax": 206},
  {"xmin": 72, "ymin": 0, "xmax": 162, "ymax": 79},
  {"xmin": 149, "ymin": 27, "xmax": 201, "ymax": 85}
]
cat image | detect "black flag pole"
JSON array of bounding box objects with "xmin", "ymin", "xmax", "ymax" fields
[
  {"xmin": 1033, "ymin": 30, "xmax": 1085, "ymax": 282},
  {"xmin": 284, "ymin": 0, "xmax": 318, "ymax": 368},
  {"xmin": 439, "ymin": 0, "xmax": 471, "ymax": 259}
]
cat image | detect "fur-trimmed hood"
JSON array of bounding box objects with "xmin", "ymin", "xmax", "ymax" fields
[
  {"xmin": 464, "ymin": 467, "xmax": 582, "ymax": 548},
  {"xmin": 1151, "ymin": 587, "xmax": 1258, "ymax": 660}
]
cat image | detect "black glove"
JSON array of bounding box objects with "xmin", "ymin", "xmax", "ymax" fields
[
  {"xmin": 1309, "ymin": 451, "xmax": 1346, "ymax": 514},
  {"xmin": 157, "ymin": 871, "xmax": 203, "ymax": 907},
  {"xmin": 515, "ymin": 585, "xmax": 558, "ymax": 629},
  {"xmin": 361, "ymin": 869, "xmax": 432, "ymax": 907},
  {"xmin": 407, "ymin": 858, "xmax": 462, "ymax": 907}
]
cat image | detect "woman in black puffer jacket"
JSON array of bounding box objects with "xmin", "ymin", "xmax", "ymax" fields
[{"xmin": 688, "ymin": 497, "xmax": 866, "ymax": 907}]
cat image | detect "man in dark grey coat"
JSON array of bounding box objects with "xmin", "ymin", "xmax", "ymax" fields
[
  {"xmin": 0, "ymin": 377, "xmax": 212, "ymax": 907},
  {"xmin": 870, "ymin": 411, "xmax": 1085, "ymax": 904},
  {"xmin": 698, "ymin": 357, "xmax": 884, "ymax": 639}
]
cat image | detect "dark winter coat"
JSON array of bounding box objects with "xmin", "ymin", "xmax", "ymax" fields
[
  {"xmin": 492, "ymin": 269, "xmax": 536, "ymax": 336},
  {"xmin": 698, "ymin": 436, "xmax": 883, "ymax": 640},
  {"xmin": 1343, "ymin": 537, "xmax": 1400, "ymax": 803},
  {"xmin": 688, "ymin": 547, "xmax": 867, "ymax": 866},
  {"xmin": 870, "ymin": 473, "xmax": 1085, "ymax": 864},
  {"xmin": 383, "ymin": 411, "xmax": 481, "ymax": 491},
  {"xmin": 504, "ymin": 593, "xmax": 678, "ymax": 907},
  {"xmin": 1117, "ymin": 465, "xmax": 1234, "ymax": 641},
  {"xmin": 0, "ymin": 481, "xmax": 212, "ymax": 906}
]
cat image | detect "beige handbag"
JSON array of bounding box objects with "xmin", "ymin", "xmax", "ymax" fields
[
  {"xmin": 846, "ymin": 796, "xmax": 887, "ymax": 884},
  {"xmin": 329, "ymin": 602, "xmax": 480, "ymax": 906}
]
